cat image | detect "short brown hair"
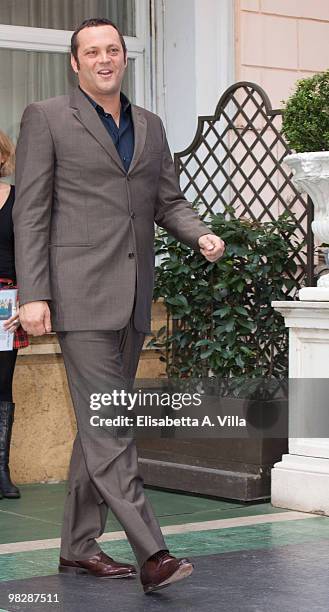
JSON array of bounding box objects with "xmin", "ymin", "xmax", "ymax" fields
[
  {"xmin": 71, "ymin": 18, "xmax": 127, "ymax": 68},
  {"xmin": 0, "ymin": 130, "xmax": 15, "ymax": 177}
]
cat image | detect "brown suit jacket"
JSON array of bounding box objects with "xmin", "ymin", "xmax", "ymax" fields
[{"xmin": 13, "ymin": 87, "xmax": 210, "ymax": 332}]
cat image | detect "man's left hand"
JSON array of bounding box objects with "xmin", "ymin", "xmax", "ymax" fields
[{"xmin": 198, "ymin": 234, "xmax": 225, "ymax": 262}]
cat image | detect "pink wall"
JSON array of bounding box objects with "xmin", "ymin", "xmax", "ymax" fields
[{"xmin": 236, "ymin": 0, "xmax": 329, "ymax": 108}]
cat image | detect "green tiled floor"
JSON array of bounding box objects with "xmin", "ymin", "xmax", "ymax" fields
[
  {"xmin": 0, "ymin": 483, "xmax": 283, "ymax": 545},
  {"xmin": 2, "ymin": 483, "xmax": 326, "ymax": 585},
  {"xmin": 1, "ymin": 517, "xmax": 329, "ymax": 582}
]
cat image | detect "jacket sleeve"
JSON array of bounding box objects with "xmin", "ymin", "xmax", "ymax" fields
[
  {"xmin": 13, "ymin": 103, "xmax": 55, "ymax": 305},
  {"xmin": 154, "ymin": 119, "xmax": 212, "ymax": 250}
]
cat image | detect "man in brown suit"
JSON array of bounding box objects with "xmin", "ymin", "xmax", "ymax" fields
[{"xmin": 13, "ymin": 19, "xmax": 225, "ymax": 593}]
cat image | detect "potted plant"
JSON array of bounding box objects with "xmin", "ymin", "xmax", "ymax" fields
[
  {"xmin": 282, "ymin": 69, "xmax": 329, "ymax": 299},
  {"xmin": 137, "ymin": 213, "xmax": 299, "ymax": 500}
]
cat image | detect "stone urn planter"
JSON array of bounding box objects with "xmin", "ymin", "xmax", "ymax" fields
[
  {"xmin": 284, "ymin": 152, "xmax": 329, "ymax": 301},
  {"xmin": 271, "ymin": 72, "xmax": 329, "ymax": 513}
]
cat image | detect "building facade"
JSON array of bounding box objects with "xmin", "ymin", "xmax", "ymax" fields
[{"xmin": 1, "ymin": 0, "xmax": 328, "ymax": 156}]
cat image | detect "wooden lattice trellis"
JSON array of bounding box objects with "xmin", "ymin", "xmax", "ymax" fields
[{"xmin": 174, "ymin": 81, "xmax": 314, "ymax": 287}]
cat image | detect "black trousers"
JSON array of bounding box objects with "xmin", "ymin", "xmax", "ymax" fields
[{"xmin": 0, "ymin": 350, "xmax": 18, "ymax": 402}]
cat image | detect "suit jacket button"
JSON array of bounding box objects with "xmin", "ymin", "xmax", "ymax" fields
[
  {"xmin": 130, "ymin": 212, "xmax": 136, "ymax": 219},
  {"xmin": 128, "ymin": 252, "xmax": 135, "ymax": 258}
]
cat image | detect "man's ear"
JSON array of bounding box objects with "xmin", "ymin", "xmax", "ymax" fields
[{"xmin": 70, "ymin": 54, "xmax": 79, "ymax": 74}]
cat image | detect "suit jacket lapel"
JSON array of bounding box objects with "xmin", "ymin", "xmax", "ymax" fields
[
  {"xmin": 129, "ymin": 105, "xmax": 147, "ymax": 174},
  {"xmin": 69, "ymin": 89, "xmax": 148, "ymax": 175},
  {"xmin": 69, "ymin": 88, "xmax": 124, "ymax": 172}
]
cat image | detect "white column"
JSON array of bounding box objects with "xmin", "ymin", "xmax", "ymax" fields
[{"xmin": 271, "ymin": 301, "xmax": 329, "ymax": 515}]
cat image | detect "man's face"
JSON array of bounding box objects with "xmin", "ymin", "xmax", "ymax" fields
[{"xmin": 71, "ymin": 25, "xmax": 127, "ymax": 98}]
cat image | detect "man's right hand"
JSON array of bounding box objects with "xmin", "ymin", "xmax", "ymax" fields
[{"xmin": 19, "ymin": 301, "xmax": 52, "ymax": 336}]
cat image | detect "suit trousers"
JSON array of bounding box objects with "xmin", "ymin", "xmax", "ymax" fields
[{"xmin": 57, "ymin": 316, "xmax": 167, "ymax": 567}]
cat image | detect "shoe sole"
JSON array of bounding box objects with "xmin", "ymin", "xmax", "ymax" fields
[
  {"xmin": 58, "ymin": 565, "xmax": 137, "ymax": 578},
  {"xmin": 143, "ymin": 562, "xmax": 194, "ymax": 594},
  {"xmin": 0, "ymin": 493, "xmax": 20, "ymax": 498}
]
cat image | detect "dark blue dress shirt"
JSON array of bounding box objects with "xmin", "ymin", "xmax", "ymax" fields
[{"xmin": 80, "ymin": 88, "xmax": 134, "ymax": 173}]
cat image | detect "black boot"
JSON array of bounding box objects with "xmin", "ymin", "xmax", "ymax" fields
[{"xmin": 0, "ymin": 401, "xmax": 20, "ymax": 498}]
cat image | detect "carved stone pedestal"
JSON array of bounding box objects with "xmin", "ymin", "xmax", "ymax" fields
[{"xmin": 271, "ymin": 301, "xmax": 329, "ymax": 515}]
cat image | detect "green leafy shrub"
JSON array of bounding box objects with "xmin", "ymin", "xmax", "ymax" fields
[
  {"xmin": 150, "ymin": 213, "xmax": 299, "ymax": 379},
  {"xmin": 282, "ymin": 69, "xmax": 329, "ymax": 152}
]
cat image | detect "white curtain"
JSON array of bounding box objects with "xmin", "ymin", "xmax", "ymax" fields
[
  {"xmin": 0, "ymin": 49, "xmax": 76, "ymax": 143},
  {"xmin": 0, "ymin": 0, "xmax": 135, "ymax": 35}
]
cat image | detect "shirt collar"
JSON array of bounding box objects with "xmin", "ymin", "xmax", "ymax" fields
[{"xmin": 79, "ymin": 86, "xmax": 131, "ymax": 116}]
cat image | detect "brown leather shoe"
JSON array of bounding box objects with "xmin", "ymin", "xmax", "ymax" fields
[
  {"xmin": 58, "ymin": 551, "xmax": 137, "ymax": 578},
  {"xmin": 140, "ymin": 551, "xmax": 194, "ymax": 594}
]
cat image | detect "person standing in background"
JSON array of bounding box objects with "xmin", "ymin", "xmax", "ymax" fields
[{"xmin": 0, "ymin": 130, "xmax": 29, "ymax": 499}]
